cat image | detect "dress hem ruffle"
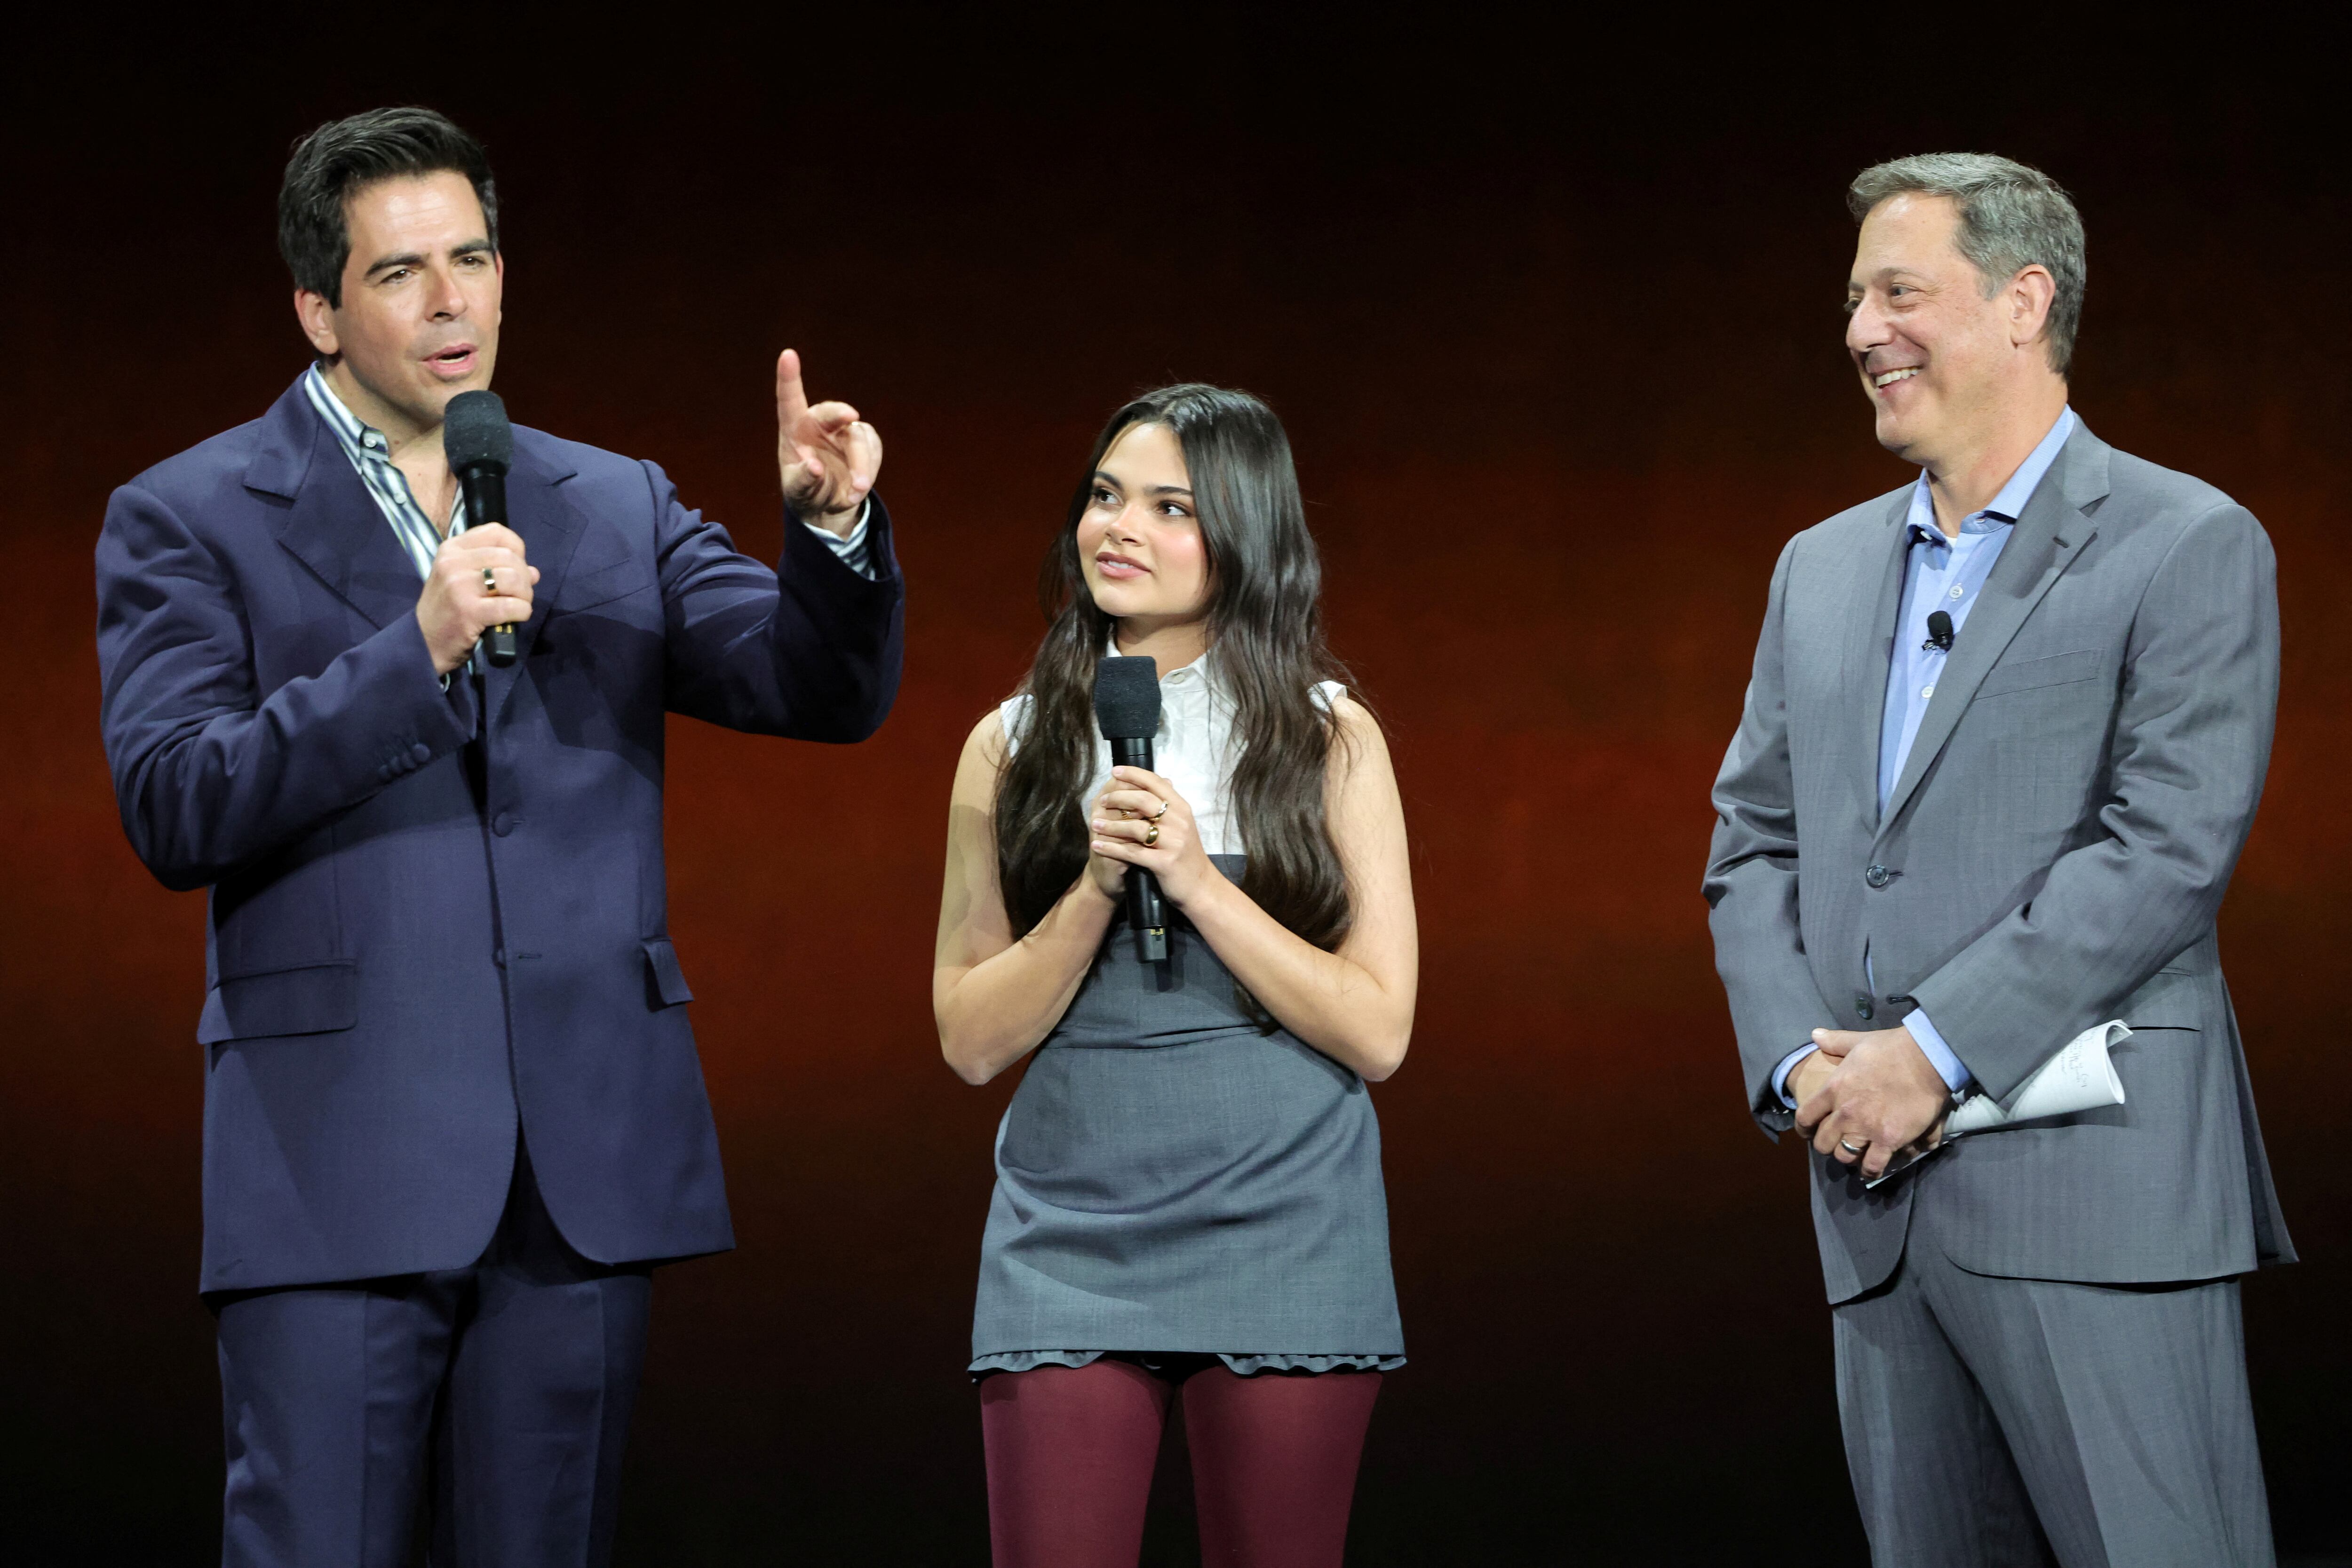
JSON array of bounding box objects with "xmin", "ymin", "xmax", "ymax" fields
[{"xmin": 969, "ymin": 1349, "xmax": 1405, "ymax": 1381}]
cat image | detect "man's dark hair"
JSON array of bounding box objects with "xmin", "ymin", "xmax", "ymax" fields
[{"xmin": 278, "ymin": 107, "xmax": 498, "ymax": 309}]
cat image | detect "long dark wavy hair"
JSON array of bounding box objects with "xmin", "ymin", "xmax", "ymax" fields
[{"xmin": 994, "ymin": 385, "xmax": 1358, "ymax": 953}]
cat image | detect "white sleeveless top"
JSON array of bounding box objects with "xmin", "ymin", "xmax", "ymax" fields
[{"xmin": 999, "ymin": 653, "xmax": 1344, "ymax": 854}]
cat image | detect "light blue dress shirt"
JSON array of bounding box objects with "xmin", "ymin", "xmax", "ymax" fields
[{"xmin": 1774, "ymin": 406, "xmax": 2077, "ymax": 1108}]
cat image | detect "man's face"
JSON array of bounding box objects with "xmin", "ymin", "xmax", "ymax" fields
[
  {"xmin": 1843, "ymin": 193, "xmax": 2011, "ymax": 462},
  {"xmin": 299, "ymin": 171, "xmax": 502, "ymax": 432}
]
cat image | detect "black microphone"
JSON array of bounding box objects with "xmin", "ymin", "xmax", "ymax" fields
[
  {"xmin": 443, "ymin": 390, "xmax": 518, "ymax": 668},
  {"xmin": 1924, "ymin": 609, "xmax": 1955, "ymax": 653},
  {"xmin": 1093, "ymin": 655, "xmax": 1169, "ymax": 963}
]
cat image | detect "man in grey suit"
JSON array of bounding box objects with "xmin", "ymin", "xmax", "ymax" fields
[{"xmin": 1706, "ymin": 152, "xmax": 2293, "ymax": 1566}]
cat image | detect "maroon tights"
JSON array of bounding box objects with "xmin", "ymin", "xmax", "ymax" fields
[{"xmin": 979, "ymin": 1357, "xmax": 1382, "ymax": 1568}]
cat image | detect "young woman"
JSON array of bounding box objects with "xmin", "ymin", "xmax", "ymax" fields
[{"xmin": 934, "ymin": 385, "xmax": 1416, "ymax": 1568}]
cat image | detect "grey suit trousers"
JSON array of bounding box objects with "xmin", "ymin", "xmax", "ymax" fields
[{"xmin": 1835, "ymin": 1174, "xmax": 2273, "ymax": 1568}]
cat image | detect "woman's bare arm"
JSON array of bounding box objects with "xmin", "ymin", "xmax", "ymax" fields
[{"xmin": 932, "ymin": 711, "xmax": 1119, "ymax": 1085}]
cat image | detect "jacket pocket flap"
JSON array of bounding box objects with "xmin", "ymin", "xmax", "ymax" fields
[
  {"xmin": 2118, "ymin": 966, "xmax": 2205, "ymax": 1031},
  {"xmin": 1975, "ymin": 648, "xmax": 2104, "ymax": 700},
  {"xmin": 198, "ymin": 962, "xmax": 359, "ymax": 1043},
  {"xmin": 642, "ymin": 939, "xmax": 695, "ymax": 1007}
]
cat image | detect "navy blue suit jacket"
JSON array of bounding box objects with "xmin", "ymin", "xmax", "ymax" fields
[{"xmin": 96, "ymin": 374, "xmax": 904, "ymax": 1294}]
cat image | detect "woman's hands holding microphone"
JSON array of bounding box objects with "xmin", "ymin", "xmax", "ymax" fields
[{"xmin": 1087, "ymin": 767, "xmax": 1222, "ymax": 907}]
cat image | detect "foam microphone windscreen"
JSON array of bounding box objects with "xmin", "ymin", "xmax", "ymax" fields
[
  {"xmin": 442, "ymin": 390, "xmax": 513, "ymax": 473},
  {"xmin": 1093, "ymin": 656, "xmax": 1162, "ymax": 741}
]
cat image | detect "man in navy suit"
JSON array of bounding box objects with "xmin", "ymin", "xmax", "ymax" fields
[{"xmin": 94, "ymin": 107, "xmax": 904, "ymax": 1566}]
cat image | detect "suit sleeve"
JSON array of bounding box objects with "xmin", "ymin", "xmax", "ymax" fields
[
  {"xmin": 648, "ymin": 462, "xmax": 905, "ymax": 741},
  {"xmin": 95, "ymin": 482, "xmax": 476, "ymax": 892},
  {"xmin": 1705, "ymin": 535, "xmax": 1836, "ymax": 1138},
  {"xmin": 1908, "ymin": 503, "xmax": 2280, "ymax": 1102}
]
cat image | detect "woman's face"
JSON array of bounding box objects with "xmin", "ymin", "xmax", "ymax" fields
[{"xmin": 1077, "ymin": 422, "xmax": 1211, "ymax": 627}]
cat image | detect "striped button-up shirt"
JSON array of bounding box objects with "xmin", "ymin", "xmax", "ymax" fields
[{"xmin": 304, "ymin": 364, "xmax": 470, "ymax": 574}]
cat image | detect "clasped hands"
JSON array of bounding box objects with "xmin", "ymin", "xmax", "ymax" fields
[
  {"xmin": 1791, "ymin": 1026, "xmax": 1952, "ymax": 1181},
  {"xmin": 1086, "ymin": 767, "xmax": 1222, "ymax": 906}
]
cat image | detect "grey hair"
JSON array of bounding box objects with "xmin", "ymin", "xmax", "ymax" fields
[{"xmin": 1848, "ymin": 152, "xmax": 2087, "ymax": 377}]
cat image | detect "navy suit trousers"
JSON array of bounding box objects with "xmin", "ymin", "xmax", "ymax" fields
[{"xmin": 214, "ymin": 1144, "xmax": 652, "ymax": 1568}]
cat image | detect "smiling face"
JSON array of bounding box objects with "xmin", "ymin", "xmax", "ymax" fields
[
  {"xmin": 1844, "ymin": 192, "xmax": 2039, "ymax": 466},
  {"xmin": 294, "ymin": 170, "xmax": 502, "ymax": 439},
  {"xmin": 1077, "ymin": 421, "xmax": 1213, "ymax": 630}
]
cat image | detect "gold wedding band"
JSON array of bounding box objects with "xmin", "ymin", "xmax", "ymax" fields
[
  {"xmin": 1144, "ymin": 822, "xmax": 1160, "ymax": 847},
  {"xmin": 1150, "ymin": 801, "xmax": 1170, "ymax": 820}
]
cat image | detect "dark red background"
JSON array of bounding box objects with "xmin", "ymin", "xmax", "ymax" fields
[{"xmin": 6, "ymin": 15, "xmax": 2344, "ymax": 1564}]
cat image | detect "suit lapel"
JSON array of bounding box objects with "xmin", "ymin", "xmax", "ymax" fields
[
  {"xmin": 260, "ymin": 386, "xmax": 429, "ymax": 634},
  {"xmin": 254, "ymin": 384, "xmax": 589, "ymax": 724},
  {"xmin": 1873, "ymin": 425, "xmax": 2111, "ymax": 840},
  {"xmin": 1847, "ymin": 493, "xmax": 1914, "ymax": 831},
  {"xmin": 481, "ymin": 432, "xmax": 585, "ymax": 726}
]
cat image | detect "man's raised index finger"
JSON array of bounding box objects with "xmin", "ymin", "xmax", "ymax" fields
[{"xmin": 776, "ymin": 347, "xmax": 810, "ymax": 422}]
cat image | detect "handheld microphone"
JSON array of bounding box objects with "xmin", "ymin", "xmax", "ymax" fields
[
  {"xmin": 1093, "ymin": 656, "xmax": 1169, "ymax": 963},
  {"xmin": 1924, "ymin": 609, "xmax": 1955, "ymax": 653},
  {"xmin": 443, "ymin": 390, "xmax": 518, "ymax": 668}
]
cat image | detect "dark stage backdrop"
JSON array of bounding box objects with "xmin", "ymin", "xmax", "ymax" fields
[{"xmin": 5, "ymin": 16, "xmax": 2344, "ymax": 1565}]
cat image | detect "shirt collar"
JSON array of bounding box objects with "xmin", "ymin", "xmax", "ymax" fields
[
  {"xmin": 302, "ymin": 361, "xmax": 471, "ymax": 548},
  {"xmin": 302, "ymin": 362, "xmax": 390, "ymax": 460},
  {"xmin": 1905, "ymin": 404, "xmax": 2077, "ymax": 545}
]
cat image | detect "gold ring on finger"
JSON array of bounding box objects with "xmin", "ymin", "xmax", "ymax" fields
[
  {"xmin": 1144, "ymin": 822, "xmax": 1160, "ymax": 847},
  {"xmin": 1150, "ymin": 801, "xmax": 1170, "ymax": 820}
]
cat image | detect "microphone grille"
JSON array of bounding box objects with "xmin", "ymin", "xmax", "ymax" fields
[
  {"xmin": 442, "ymin": 390, "xmax": 513, "ymax": 471},
  {"xmin": 1093, "ymin": 656, "xmax": 1162, "ymax": 740}
]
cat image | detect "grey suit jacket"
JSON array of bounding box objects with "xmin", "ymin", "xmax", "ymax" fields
[{"xmin": 1705, "ymin": 421, "xmax": 2294, "ymax": 1304}]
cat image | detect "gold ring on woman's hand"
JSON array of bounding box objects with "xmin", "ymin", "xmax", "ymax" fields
[
  {"xmin": 1144, "ymin": 822, "xmax": 1160, "ymax": 847},
  {"xmin": 1150, "ymin": 801, "xmax": 1170, "ymax": 820}
]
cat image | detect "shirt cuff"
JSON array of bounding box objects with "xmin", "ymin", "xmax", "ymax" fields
[
  {"xmin": 1772, "ymin": 1043, "xmax": 1817, "ymax": 1109},
  {"xmin": 802, "ymin": 499, "xmax": 876, "ymax": 580},
  {"xmin": 1902, "ymin": 1007, "xmax": 1974, "ymax": 1094}
]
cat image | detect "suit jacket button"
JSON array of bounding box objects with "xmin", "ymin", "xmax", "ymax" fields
[
  {"xmin": 493, "ymin": 813, "xmax": 516, "ymax": 836},
  {"xmin": 1864, "ymin": 864, "xmax": 1891, "ymax": 889},
  {"xmin": 410, "ymin": 742, "xmax": 432, "ymax": 764},
  {"xmin": 1854, "ymin": 993, "xmax": 1875, "ymax": 1021}
]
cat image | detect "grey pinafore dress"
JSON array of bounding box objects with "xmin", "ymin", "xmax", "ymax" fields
[{"xmin": 969, "ymin": 677, "xmax": 1404, "ymax": 1376}]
